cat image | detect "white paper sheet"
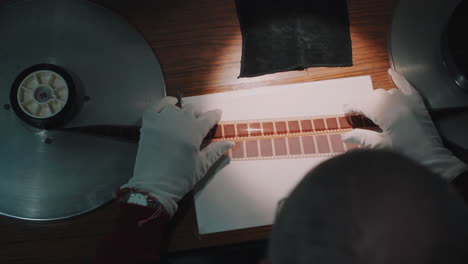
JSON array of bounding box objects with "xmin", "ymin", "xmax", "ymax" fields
[{"xmin": 184, "ymin": 76, "xmax": 374, "ymax": 234}]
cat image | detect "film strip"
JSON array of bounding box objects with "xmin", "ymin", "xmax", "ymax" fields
[
  {"xmin": 63, "ymin": 114, "xmax": 378, "ymax": 161},
  {"xmin": 211, "ymin": 114, "xmax": 372, "ymax": 161},
  {"xmin": 225, "ymin": 133, "xmax": 359, "ymax": 161}
]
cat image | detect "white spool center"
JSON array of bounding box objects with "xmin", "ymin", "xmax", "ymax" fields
[{"xmin": 16, "ymin": 70, "xmax": 69, "ymax": 119}]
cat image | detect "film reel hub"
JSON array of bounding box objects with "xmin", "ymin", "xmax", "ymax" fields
[{"xmin": 10, "ymin": 64, "xmax": 77, "ymax": 129}]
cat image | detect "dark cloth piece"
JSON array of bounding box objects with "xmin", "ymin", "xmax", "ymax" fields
[{"xmin": 235, "ymin": 0, "xmax": 352, "ymax": 77}]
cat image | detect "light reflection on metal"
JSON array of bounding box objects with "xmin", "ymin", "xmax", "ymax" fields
[
  {"xmin": 0, "ymin": 0, "xmax": 165, "ymax": 220},
  {"xmin": 389, "ymin": 0, "xmax": 468, "ymax": 154}
]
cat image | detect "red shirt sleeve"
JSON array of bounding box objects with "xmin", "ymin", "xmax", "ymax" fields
[{"xmin": 95, "ymin": 202, "xmax": 170, "ymax": 264}]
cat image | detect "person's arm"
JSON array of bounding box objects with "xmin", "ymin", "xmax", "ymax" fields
[
  {"xmin": 95, "ymin": 97, "xmax": 234, "ymax": 263},
  {"xmin": 341, "ymin": 69, "xmax": 467, "ymax": 181}
]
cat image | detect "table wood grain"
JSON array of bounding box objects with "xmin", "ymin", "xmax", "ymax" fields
[{"xmin": 0, "ymin": 0, "xmax": 396, "ymax": 262}]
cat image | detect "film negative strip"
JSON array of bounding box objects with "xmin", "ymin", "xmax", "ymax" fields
[
  {"xmin": 213, "ymin": 115, "xmax": 352, "ymax": 140},
  {"xmin": 226, "ymin": 132, "xmax": 360, "ymax": 161},
  {"xmin": 64, "ymin": 114, "xmax": 376, "ymax": 160},
  {"xmin": 212, "ymin": 114, "xmax": 365, "ymax": 161}
]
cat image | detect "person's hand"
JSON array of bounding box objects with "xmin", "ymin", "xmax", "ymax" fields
[
  {"xmin": 341, "ymin": 69, "xmax": 467, "ymax": 180},
  {"xmin": 121, "ymin": 97, "xmax": 234, "ymax": 216}
]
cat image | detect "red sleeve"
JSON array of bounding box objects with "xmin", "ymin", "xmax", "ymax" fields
[{"xmin": 95, "ymin": 202, "xmax": 170, "ymax": 264}]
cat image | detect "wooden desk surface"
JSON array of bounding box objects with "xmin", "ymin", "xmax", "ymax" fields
[{"xmin": 0, "ymin": 0, "xmax": 396, "ymax": 262}]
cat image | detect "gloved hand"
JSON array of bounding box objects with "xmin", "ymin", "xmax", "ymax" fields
[
  {"xmin": 121, "ymin": 97, "xmax": 234, "ymax": 216},
  {"xmin": 341, "ymin": 69, "xmax": 467, "ymax": 180}
]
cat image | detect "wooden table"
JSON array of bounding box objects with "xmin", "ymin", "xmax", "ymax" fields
[{"xmin": 0, "ymin": 0, "xmax": 396, "ymax": 262}]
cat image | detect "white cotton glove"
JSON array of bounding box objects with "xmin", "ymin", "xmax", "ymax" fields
[
  {"xmin": 341, "ymin": 69, "xmax": 467, "ymax": 181},
  {"xmin": 121, "ymin": 96, "xmax": 235, "ymax": 216}
]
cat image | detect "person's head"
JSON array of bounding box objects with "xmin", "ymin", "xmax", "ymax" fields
[{"xmin": 269, "ymin": 150, "xmax": 468, "ymax": 264}]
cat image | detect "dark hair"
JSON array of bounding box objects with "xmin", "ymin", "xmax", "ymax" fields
[{"xmin": 269, "ymin": 150, "xmax": 468, "ymax": 264}]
